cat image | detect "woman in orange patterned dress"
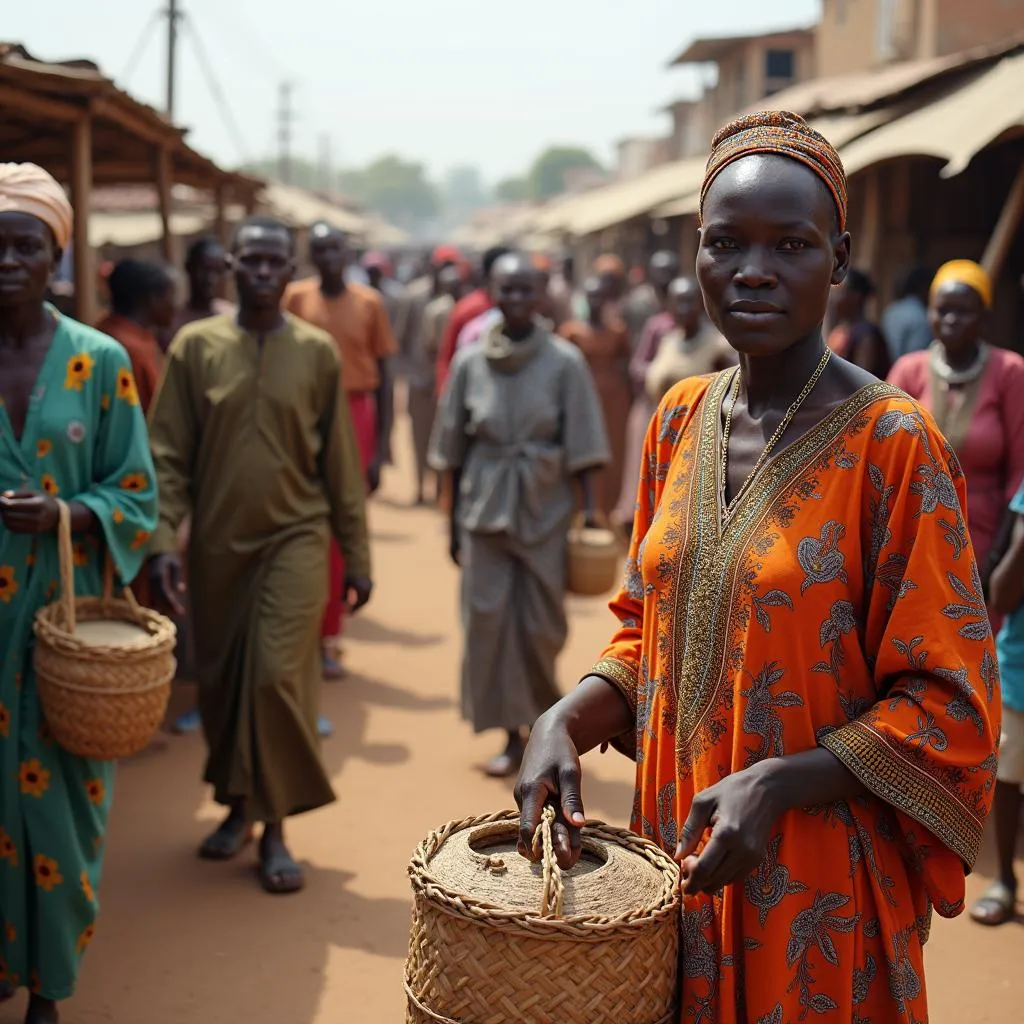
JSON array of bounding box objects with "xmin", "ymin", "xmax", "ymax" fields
[{"xmin": 515, "ymin": 112, "xmax": 1000, "ymax": 1023}]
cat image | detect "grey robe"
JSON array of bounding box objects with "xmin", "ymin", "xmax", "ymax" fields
[{"xmin": 430, "ymin": 328, "xmax": 610, "ymax": 731}]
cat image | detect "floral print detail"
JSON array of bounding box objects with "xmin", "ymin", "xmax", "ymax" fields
[
  {"xmin": 130, "ymin": 529, "xmax": 151, "ymax": 551},
  {"xmin": 786, "ymin": 890, "xmax": 860, "ymax": 1016},
  {"xmin": 40, "ymin": 474, "xmax": 59, "ymax": 497},
  {"xmin": 797, "ymin": 521, "xmax": 848, "ymax": 593},
  {"xmin": 120, "ymin": 472, "xmax": 148, "ymax": 493},
  {"xmin": 100, "ymin": 393, "xmax": 111, "ymax": 411},
  {"xmin": 76, "ymin": 924, "xmax": 95, "ymax": 955},
  {"xmin": 5, "ymin": 924, "xmax": 14, "ymax": 943},
  {"xmin": 746, "ymin": 835, "xmax": 807, "ymax": 928},
  {"xmin": 81, "ymin": 871, "xmax": 95, "ymax": 903},
  {"xmin": 116, "ymin": 368, "xmax": 140, "ymax": 406},
  {"xmin": 64, "ymin": 352, "xmax": 94, "ymax": 391},
  {"xmin": 0, "ymin": 565, "xmax": 18, "ymax": 604},
  {"xmin": 19, "ymin": 759, "xmax": 51, "ymax": 798},
  {"xmin": 72, "ymin": 543, "xmax": 89, "ymax": 568},
  {"xmin": 29, "ymin": 969, "xmax": 43, "ymax": 994},
  {"xmin": 0, "ymin": 828, "xmax": 17, "ymax": 866},
  {"xmin": 66, "ymin": 420, "xmax": 86, "ymax": 444},
  {"xmin": 741, "ymin": 662, "xmax": 804, "ymax": 766},
  {"xmin": 85, "ymin": 778, "xmax": 106, "ymax": 806},
  {"xmin": 751, "ymin": 586, "xmax": 794, "ymax": 633},
  {"xmin": 36, "ymin": 438, "xmax": 52, "ymax": 458},
  {"xmin": 0, "ymin": 702, "xmax": 9, "ymax": 737},
  {"xmin": 812, "ymin": 600, "xmax": 858, "ymax": 681},
  {"xmin": 941, "ymin": 564, "xmax": 991, "ymax": 641},
  {"xmin": 112, "ymin": 507, "xmax": 125, "ymax": 525},
  {"xmin": 34, "ymin": 855, "xmax": 64, "ymax": 892}
]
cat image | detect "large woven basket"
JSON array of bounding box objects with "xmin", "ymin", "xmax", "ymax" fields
[
  {"xmin": 567, "ymin": 514, "xmax": 622, "ymax": 597},
  {"xmin": 33, "ymin": 501, "xmax": 177, "ymax": 760},
  {"xmin": 405, "ymin": 808, "xmax": 680, "ymax": 1024}
]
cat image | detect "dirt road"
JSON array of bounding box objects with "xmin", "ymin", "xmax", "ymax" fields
[{"xmin": 4, "ymin": 411, "xmax": 1021, "ymax": 1023}]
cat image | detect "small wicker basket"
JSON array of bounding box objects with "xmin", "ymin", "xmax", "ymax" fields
[
  {"xmin": 33, "ymin": 501, "xmax": 177, "ymax": 760},
  {"xmin": 566, "ymin": 514, "xmax": 622, "ymax": 597},
  {"xmin": 405, "ymin": 808, "xmax": 680, "ymax": 1024}
]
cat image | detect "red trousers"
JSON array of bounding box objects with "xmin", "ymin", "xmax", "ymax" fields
[{"xmin": 322, "ymin": 391, "xmax": 377, "ymax": 639}]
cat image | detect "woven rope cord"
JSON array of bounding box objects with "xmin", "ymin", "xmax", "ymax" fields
[
  {"xmin": 409, "ymin": 811, "xmax": 678, "ymax": 940},
  {"xmin": 533, "ymin": 806, "xmax": 564, "ymax": 918}
]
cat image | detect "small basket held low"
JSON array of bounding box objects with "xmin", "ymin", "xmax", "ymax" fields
[
  {"xmin": 405, "ymin": 807, "xmax": 680, "ymax": 1024},
  {"xmin": 567, "ymin": 514, "xmax": 622, "ymax": 597},
  {"xmin": 33, "ymin": 501, "xmax": 176, "ymax": 760}
]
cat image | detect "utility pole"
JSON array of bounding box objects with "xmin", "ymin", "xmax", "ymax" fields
[
  {"xmin": 278, "ymin": 81, "xmax": 295, "ymax": 184},
  {"xmin": 165, "ymin": 0, "xmax": 181, "ymax": 118}
]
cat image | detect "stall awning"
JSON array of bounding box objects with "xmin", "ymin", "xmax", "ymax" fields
[
  {"xmin": 259, "ymin": 182, "xmax": 368, "ymax": 235},
  {"xmin": 840, "ymin": 50, "xmax": 1024, "ymax": 178}
]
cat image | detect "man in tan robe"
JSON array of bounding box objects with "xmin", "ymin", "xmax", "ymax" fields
[{"xmin": 148, "ymin": 216, "xmax": 372, "ymax": 894}]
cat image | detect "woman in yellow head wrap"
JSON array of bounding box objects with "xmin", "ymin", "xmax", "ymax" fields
[
  {"xmin": 0, "ymin": 164, "xmax": 157, "ymax": 1022},
  {"xmin": 889, "ymin": 259, "xmax": 1024, "ymax": 571},
  {"xmin": 514, "ymin": 113, "xmax": 998, "ymax": 1023}
]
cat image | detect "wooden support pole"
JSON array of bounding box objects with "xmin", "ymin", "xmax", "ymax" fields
[
  {"xmin": 155, "ymin": 146, "xmax": 174, "ymax": 263},
  {"xmin": 982, "ymin": 162, "xmax": 1024, "ymax": 282},
  {"xmin": 69, "ymin": 113, "xmax": 95, "ymax": 325}
]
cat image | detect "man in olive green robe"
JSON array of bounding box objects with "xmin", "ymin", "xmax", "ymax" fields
[{"xmin": 148, "ymin": 216, "xmax": 372, "ymax": 894}]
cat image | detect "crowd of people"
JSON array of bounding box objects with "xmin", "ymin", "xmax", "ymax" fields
[{"xmin": 0, "ymin": 106, "xmax": 1020, "ymax": 1022}]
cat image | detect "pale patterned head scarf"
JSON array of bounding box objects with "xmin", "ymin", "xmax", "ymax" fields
[{"xmin": 0, "ymin": 163, "xmax": 74, "ymax": 249}]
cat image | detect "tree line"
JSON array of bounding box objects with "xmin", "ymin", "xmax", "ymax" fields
[{"xmin": 244, "ymin": 146, "xmax": 603, "ymax": 231}]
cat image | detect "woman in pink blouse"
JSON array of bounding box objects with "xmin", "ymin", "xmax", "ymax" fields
[{"xmin": 888, "ymin": 260, "xmax": 1024, "ymax": 573}]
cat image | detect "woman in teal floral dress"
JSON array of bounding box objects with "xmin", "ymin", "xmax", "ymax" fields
[{"xmin": 0, "ymin": 163, "xmax": 157, "ymax": 1024}]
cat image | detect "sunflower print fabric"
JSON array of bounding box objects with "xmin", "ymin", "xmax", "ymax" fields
[{"xmin": 0, "ymin": 312, "xmax": 157, "ymax": 1001}]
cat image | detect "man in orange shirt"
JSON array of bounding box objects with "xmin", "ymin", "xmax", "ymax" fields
[{"xmin": 284, "ymin": 222, "xmax": 397, "ymax": 680}]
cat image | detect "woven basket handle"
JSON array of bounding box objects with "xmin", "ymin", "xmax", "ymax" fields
[
  {"xmin": 100, "ymin": 548, "xmax": 144, "ymax": 622},
  {"xmin": 55, "ymin": 499, "xmax": 76, "ymax": 634},
  {"xmin": 532, "ymin": 805, "xmax": 565, "ymax": 918}
]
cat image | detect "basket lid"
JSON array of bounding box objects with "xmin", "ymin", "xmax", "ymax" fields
[
  {"xmin": 72, "ymin": 620, "xmax": 153, "ymax": 648},
  {"xmin": 425, "ymin": 815, "xmax": 672, "ymax": 919}
]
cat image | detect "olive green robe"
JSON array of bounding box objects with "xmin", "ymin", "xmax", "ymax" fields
[{"xmin": 147, "ymin": 313, "xmax": 370, "ymax": 821}]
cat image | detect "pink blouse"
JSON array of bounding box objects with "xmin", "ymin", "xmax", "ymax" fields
[{"xmin": 888, "ymin": 346, "xmax": 1024, "ymax": 568}]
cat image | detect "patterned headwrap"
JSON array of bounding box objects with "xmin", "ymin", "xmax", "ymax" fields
[
  {"xmin": 0, "ymin": 162, "xmax": 73, "ymax": 250},
  {"xmin": 699, "ymin": 111, "xmax": 848, "ymax": 232},
  {"xmin": 930, "ymin": 259, "xmax": 992, "ymax": 309}
]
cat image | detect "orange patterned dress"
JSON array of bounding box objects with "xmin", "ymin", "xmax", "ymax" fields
[{"xmin": 590, "ymin": 372, "xmax": 1000, "ymax": 1023}]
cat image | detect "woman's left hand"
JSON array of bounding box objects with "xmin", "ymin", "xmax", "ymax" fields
[
  {"xmin": 0, "ymin": 490, "xmax": 59, "ymax": 534},
  {"xmin": 676, "ymin": 761, "xmax": 782, "ymax": 896}
]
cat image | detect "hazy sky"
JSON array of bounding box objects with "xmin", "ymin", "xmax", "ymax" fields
[{"xmin": 7, "ymin": 0, "xmax": 819, "ymax": 183}]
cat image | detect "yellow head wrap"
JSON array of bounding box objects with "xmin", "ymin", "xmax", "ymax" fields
[
  {"xmin": 930, "ymin": 260, "xmax": 992, "ymax": 309},
  {"xmin": 0, "ymin": 163, "xmax": 73, "ymax": 250},
  {"xmin": 700, "ymin": 111, "xmax": 848, "ymax": 231}
]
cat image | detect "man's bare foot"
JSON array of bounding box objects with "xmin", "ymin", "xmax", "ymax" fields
[
  {"xmin": 198, "ymin": 804, "xmax": 251, "ymax": 860},
  {"xmin": 26, "ymin": 994, "xmax": 59, "ymax": 1024},
  {"xmin": 259, "ymin": 823, "xmax": 305, "ymax": 894}
]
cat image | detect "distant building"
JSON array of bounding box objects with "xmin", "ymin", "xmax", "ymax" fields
[
  {"xmin": 818, "ymin": 0, "xmax": 1024, "ymax": 76},
  {"xmin": 615, "ymin": 136, "xmax": 670, "ymax": 180},
  {"xmin": 666, "ymin": 27, "xmax": 816, "ymax": 157}
]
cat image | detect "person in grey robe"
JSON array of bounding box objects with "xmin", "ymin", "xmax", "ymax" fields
[{"xmin": 430, "ymin": 253, "xmax": 610, "ymax": 777}]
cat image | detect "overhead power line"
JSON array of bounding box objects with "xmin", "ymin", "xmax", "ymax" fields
[{"xmin": 120, "ymin": 9, "xmax": 164, "ymax": 88}]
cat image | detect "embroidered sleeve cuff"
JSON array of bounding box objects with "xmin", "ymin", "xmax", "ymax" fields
[
  {"xmin": 819, "ymin": 720, "xmax": 983, "ymax": 870},
  {"xmin": 587, "ymin": 657, "xmax": 638, "ymax": 715}
]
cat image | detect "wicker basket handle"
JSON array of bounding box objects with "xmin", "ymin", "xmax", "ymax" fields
[
  {"xmin": 55, "ymin": 499, "xmax": 146, "ymax": 629},
  {"xmin": 532, "ymin": 805, "xmax": 565, "ymax": 918},
  {"xmin": 55, "ymin": 499, "xmax": 76, "ymax": 633}
]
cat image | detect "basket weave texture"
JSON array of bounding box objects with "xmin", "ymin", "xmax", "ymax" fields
[
  {"xmin": 33, "ymin": 501, "xmax": 176, "ymax": 760},
  {"xmin": 566, "ymin": 516, "xmax": 621, "ymax": 597},
  {"xmin": 405, "ymin": 808, "xmax": 680, "ymax": 1024}
]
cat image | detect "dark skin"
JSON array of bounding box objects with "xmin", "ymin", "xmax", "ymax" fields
[
  {"xmin": 517, "ymin": 155, "xmax": 872, "ymax": 897},
  {"xmin": 119, "ymin": 279, "xmax": 177, "ymax": 335},
  {"xmin": 184, "ymin": 243, "xmax": 228, "ymax": 313},
  {"xmin": 0, "ymin": 214, "xmax": 96, "ymax": 1024},
  {"xmin": 310, "ymin": 224, "xmax": 390, "ymax": 494},
  {"xmin": 451, "ymin": 253, "xmax": 599, "ymax": 774},
  {"xmin": 830, "ymin": 278, "xmax": 889, "ymax": 379},
  {"xmin": 667, "ymin": 276, "xmax": 734, "ymax": 373},
  {"xmin": 583, "ymin": 276, "xmax": 605, "ymax": 328},
  {"xmin": 928, "ymin": 281, "xmax": 986, "ymax": 371},
  {"xmin": 149, "ymin": 226, "xmax": 372, "ymax": 893},
  {"xmin": 648, "ymin": 250, "xmax": 680, "ymax": 303}
]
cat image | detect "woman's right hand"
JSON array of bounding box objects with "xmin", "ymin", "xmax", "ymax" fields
[
  {"xmin": 150, "ymin": 552, "xmax": 186, "ymax": 616},
  {"xmin": 514, "ymin": 713, "xmax": 587, "ymax": 870}
]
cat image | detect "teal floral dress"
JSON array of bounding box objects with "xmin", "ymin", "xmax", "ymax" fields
[{"xmin": 0, "ymin": 312, "xmax": 157, "ymax": 1000}]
